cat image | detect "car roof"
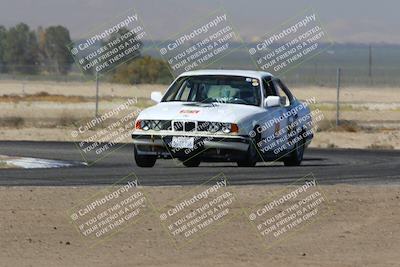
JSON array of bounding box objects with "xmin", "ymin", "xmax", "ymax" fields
[{"xmin": 178, "ymin": 69, "xmax": 273, "ymax": 79}]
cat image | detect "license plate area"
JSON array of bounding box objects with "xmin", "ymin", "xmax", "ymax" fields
[{"xmin": 171, "ymin": 136, "xmax": 194, "ymax": 149}]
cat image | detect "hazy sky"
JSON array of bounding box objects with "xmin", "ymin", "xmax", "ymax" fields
[{"xmin": 0, "ymin": 0, "xmax": 399, "ymax": 44}]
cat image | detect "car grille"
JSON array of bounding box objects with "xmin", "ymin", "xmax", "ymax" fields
[
  {"xmin": 141, "ymin": 120, "xmax": 227, "ymax": 133},
  {"xmin": 197, "ymin": 121, "xmax": 211, "ymax": 132},
  {"xmin": 185, "ymin": 121, "xmax": 196, "ymax": 132},
  {"xmin": 142, "ymin": 120, "xmax": 171, "ymax": 131},
  {"xmin": 173, "ymin": 121, "xmax": 197, "ymax": 132},
  {"xmin": 153, "ymin": 120, "xmax": 171, "ymax": 131},
  {"xmin": 173, "ymin": 121, "xmax": 184, "ymax": 131}
]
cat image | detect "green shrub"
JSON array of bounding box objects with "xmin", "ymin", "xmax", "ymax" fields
[{"xmin": 110, "ymin": 56, "xmax": 172, "ymax": 84}]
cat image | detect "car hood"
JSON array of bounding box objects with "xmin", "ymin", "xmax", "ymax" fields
[{"xmin": 137, "ymin": 102, "xmax": 264, "ymax": 123}]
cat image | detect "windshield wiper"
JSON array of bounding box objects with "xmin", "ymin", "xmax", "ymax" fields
[{"xmin": 201, "ymin": 98, "xmax": 216, "ymax": 103}]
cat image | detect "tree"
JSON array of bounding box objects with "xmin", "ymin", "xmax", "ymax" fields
[
  {"xmin": 3, "ymin": 23, "xmax": 39, "ymax": 74},
  {"xmin": 103, "ymin": 26, "xmax": 143, "ymax": 73},
  {"xmin": 0, "ymin": 25, "xmax": 7, "ymax": 72},
  {"xmin": 37, "ymin": 26, "xmax": 47, "ymax": 69},
  {"xmin": 43, "ymin": 26, "xmax": 73, "ymax": 74}
]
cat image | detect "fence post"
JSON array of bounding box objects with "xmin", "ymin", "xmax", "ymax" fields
[
  {"xmin": 336, "ymin": 67, "xmax": 341, "ymax": 126},
  {"xmin": 95, "ymin": 71, "xmax": 99, "ymax": 118},
  {"xmin": 368, "ymin": 44, "xmax": 372, "ymax": 78}
]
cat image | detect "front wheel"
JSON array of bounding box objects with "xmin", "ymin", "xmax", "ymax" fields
[
  {"xmin": 134, "ymin": 146, "xmax": 157, "ymax": 167},
  {"xmin": 181, "ymin": 157, "xmax": 201, "ymax": 167},
  {"xmin": 283, "ymin": 137, "xmax": 305, "ymax": 166},
  {"xmin": 237, "ymin": 133, "xmax": 260, "ymax": 167}
]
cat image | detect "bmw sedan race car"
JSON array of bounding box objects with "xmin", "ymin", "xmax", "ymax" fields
[{"xmin": 132, "ymin": 69, "xmax": 314, "ymax": 167}]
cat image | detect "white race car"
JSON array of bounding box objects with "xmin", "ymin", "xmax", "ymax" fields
[{"xmin": 132, "ymin": 69, "xmax": 313, "ymax": 167}]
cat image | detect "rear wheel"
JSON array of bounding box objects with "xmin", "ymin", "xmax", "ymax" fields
[
  {"xmin": 283, "ymin": 135, "xmax": 305, "ymax": 166},
  {"xmin": 134, "ymin": 146, "xmax": 156, "ymax": 167}
]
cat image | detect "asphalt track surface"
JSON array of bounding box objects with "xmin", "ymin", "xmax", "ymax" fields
[{"xmin": 0, "ymin": 141, "xmax": 399, "ymax": 186}]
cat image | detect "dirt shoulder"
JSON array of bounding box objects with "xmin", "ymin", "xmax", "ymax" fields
[{"xmin": 0, "ymin": 185, "xmax": 399, "ymax": 267}]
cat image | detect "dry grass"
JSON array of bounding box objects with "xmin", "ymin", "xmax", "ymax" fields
[
  {"xmin": 0, "ymin": 115, "xmax": 135, "ymax": 129},
  {"xmin": 0, "ymin": 116, "xmax": 25, "ymax": 128},
  {"xmin": 326, "ymin": 143, "xmax": 338, "ymax": 148},
  {"xmin": 58, "ymin": 114, "xmax": 80, "ymax": 127},
  {"xmin": 0, "ymin": 92, "xmax": 88, "ymax": 103},
  {"xmin": 0, "ymin": 162, "xmax": 8, "ymax": 168},
  {"xmin": 335, "ymin": 120, "xmax": 362, "ymax": 132},
  {"xmin": 0, "ymin": 80, "xmax": 166, "ymax": 99},
  {"xmin": 0, "ymin": 161, "xmax": 18, "ymax": 169},
  {"xmin": 317, "ymin": 119, "xmax": 361, "ymax": 132},
  {"xmin": 366, "ymin": 143, "xmax": 395, "ymax": 150}
]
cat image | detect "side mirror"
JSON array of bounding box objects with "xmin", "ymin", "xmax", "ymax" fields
[
  {"xmin": 264, "ymin": 96, "xmax": 281, "ymax": 108},
  {"xmin": 280, "ymin": 96, "xmax": 287, "ymax": 105},
  {"xmin": 151, "ymin": 91, "xmax": 163, "ymax": 103}
]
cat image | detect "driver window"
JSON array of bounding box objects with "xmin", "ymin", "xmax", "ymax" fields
[
  {"xmin": 262, "ymin": 78, "xmax": 275, "ymax": 97},
  {"xmin": 195, "ymin": 83, "xmax": 208, "ymax": 102},
  {"xmin": 273, "ymin": 80, "xmax": 291, "ymax": 107}
]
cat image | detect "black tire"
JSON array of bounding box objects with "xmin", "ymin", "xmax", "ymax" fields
[
  {"xmin": 134, "ymin": 146, "xmax": 156, "ymax": 167},
  {"xmin": 283, "ymin": 135, "xmax": 305, "ymax": 166},
  {"xmin": 182, "ymin": 157, "xmax": 201, "ymax": 167},
  {"xmin": 237, "ymin": 130, "xmax": 260, "ymax": 167}
]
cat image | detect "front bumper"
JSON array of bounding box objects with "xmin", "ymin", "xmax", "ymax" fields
[{"xmin": 132, "ymin": 132, "xmax": 250, "ymax": 159}]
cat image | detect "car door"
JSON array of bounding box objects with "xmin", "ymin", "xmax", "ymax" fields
[
  {"xmin": 273, "ymin": 79, "xmax": 299, "ymax": 151},
  {"xmin": 255, "ymin": 77, "xmax": 290, "ymax": 156}
]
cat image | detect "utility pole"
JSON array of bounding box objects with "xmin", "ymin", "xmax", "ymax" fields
[
  {"xmin": 95, "ymin": 71, "xmax": 99, "ymax": 118},
  {"xmin": 336, "ymin": 67, "xmax": 341, "ymax": 126},
  {"xmin": 368, "ymin": 44, "xmax": 372, "ymax": 78}
]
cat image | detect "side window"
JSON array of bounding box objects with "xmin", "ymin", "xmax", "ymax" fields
[
  {"xmin": 273, "ymin": 80, "xmax": 291, "ymax": 107},
  {"xmin": 262, "ymin": 78, "xmax": 275, "ymax": 98}
]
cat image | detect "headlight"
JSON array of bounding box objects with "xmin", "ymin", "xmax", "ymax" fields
[
  {"xmin": 221, "ymin": 123, "xmax": 231, "ymax": 133},
  {"xmin": 142, "ymin": 120, "xmax": 150, "ymax": 131},
  {"xmin": 136, "ymin": 120, "xmax": 171, "ymax": 131},
  {"xmin": 206, "ymin": 122, "xmax": 239, "ymax": 134},
  {"xmin": 208, "ymin": 122, "xmax": 220, "ymax": 133}
]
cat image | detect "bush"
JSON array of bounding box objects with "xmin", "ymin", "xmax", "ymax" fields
[{"xmin": 110, "ymin": 56, "xmax": 172, "ymax": 84}]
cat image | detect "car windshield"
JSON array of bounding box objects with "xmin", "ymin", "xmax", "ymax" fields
[{"xmin": 162, "ymin": 75, "xmax": 261, "ymax": 106}]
